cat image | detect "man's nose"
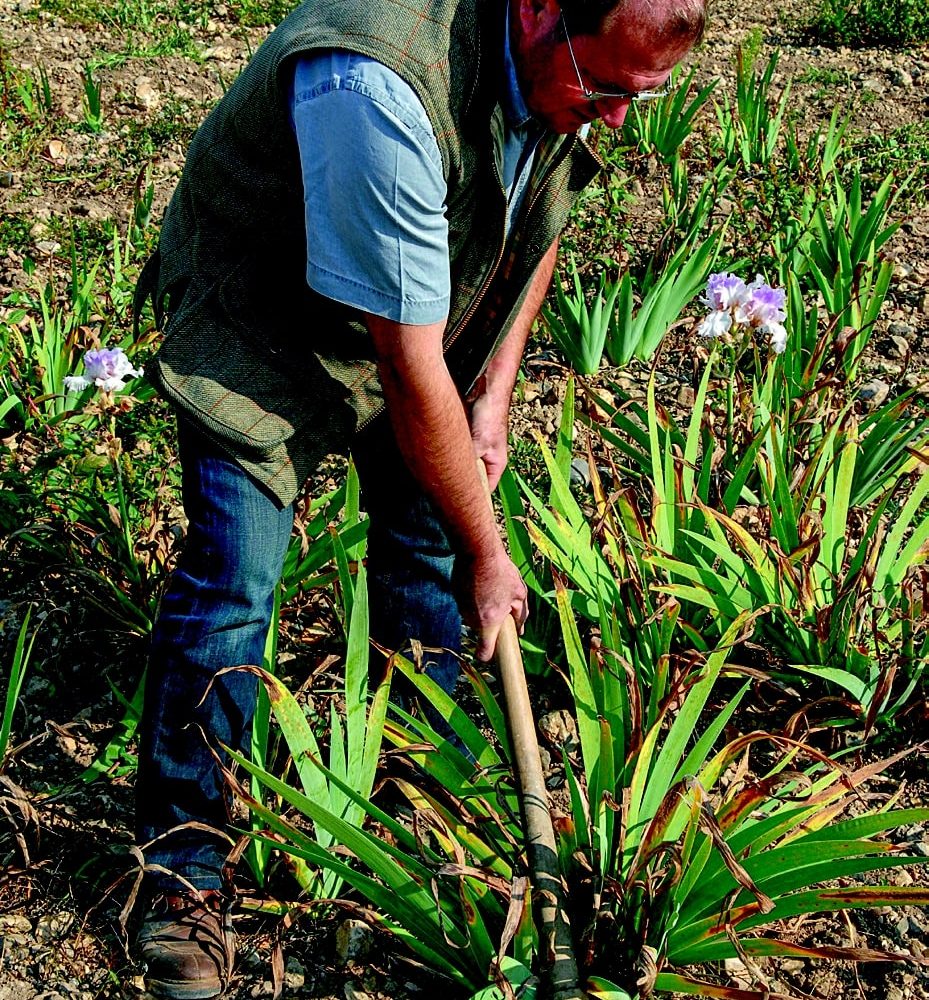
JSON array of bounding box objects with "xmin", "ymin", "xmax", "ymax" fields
[{"xmin": 599, "ymin": 101, "xmax": 630, "ymax": 129}]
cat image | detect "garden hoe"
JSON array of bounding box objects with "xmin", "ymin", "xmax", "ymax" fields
[{"xmin": 478, "ymin": 462, "xmax": 586, "ymax": 1000}]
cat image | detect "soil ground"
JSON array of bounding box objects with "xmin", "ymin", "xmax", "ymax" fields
[{"xmin": 0, "ymin": 0, "xmax": 927, "ymax": 997}]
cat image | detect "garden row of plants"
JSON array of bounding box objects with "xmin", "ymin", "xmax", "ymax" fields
[{"xmin": 1, "ymin": 21, "xmax": 928, "ymax": 1000}]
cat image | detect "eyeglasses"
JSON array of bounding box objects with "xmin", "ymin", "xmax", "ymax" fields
[{"xmin": 561, "ymin": 12, "xmax": 673, "ymax": 103}]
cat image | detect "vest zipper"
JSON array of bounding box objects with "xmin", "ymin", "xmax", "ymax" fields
[
  {"xmin": 442, "ymin": 132, "xmax": 577, "ymax": 356},
  {"xmin": 441, "ymin": 177, "xmax": 508, "ymax": 354}
]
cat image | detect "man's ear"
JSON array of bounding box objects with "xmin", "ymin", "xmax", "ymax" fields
[{"xmin": 514, "ymin": 0, "xmax": 561, "ymax": 32}]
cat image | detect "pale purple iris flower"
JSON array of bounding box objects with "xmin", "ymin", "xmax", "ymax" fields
[
  {"xmin": 701, "ymin": 272, "xmax": 747, "ymax": 312},
  {"xmin": 697, "ymin": 271, "xmax": 788, "ymax": 354},
  {"xmin": 64, "ymin": 347, "xmax": 144, "ymax": 393},
  {"xmin": 736, "ymin": 276, "xmax": 787, "ymax": 329}
]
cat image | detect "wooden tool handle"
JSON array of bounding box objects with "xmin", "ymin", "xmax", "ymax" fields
[{"xmin": 475, "ymin": 461, "xmax": 585, "ymax": 999}]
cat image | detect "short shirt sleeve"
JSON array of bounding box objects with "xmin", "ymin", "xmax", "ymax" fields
[{"xmin": 290, "ymin": 52, "xmax": 451, "ymax": 326}]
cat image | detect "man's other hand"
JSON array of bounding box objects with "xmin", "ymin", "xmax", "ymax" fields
[
  {"xmin": 469, "ymin": 379, "xmax": 510, "ymax": 492},
  {"xmin": 453, "ymin": 543, "xmax": 528, "ymax": 662}
]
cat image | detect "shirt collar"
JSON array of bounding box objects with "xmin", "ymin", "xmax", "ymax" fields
[{"xmin": 502, "ymin": 3, "xmax": 533, "ymax": 129}]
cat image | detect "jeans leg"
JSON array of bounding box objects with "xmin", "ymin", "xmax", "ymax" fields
[
  {"xmin": 352, "ymin": 419, "xmax": 462, "ymax": 701},
  {"xmin": 136, "ymin": 421, "xmax": 293, "ymax": 890}
]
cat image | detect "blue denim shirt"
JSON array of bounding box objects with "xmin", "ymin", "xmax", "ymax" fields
[{"xmin": 289, "ymin": 17, "xmax": 541, "ymax": 325}]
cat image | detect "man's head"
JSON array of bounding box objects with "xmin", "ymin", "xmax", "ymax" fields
[{"xmin": 510, "ymin": 0, "xmax": 706, "ymax": 133}]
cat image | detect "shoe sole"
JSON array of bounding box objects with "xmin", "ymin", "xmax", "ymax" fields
[{"xmin": 145, "ymin": 979, "xmax": 224, "ymax": 1000}]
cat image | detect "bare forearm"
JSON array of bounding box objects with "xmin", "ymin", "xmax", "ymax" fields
[
  {"xmin": 469, "ymin": 239, "xmax": 558, "ymax": 488},
  {"xmin": 376, "ymin": 335, "xmax": 501, "ymax": 559},
  {"xmin": 365, "ymin": 312, "xmax": 528, "ymax": 658},
  {"xmin": 481, "ymin": 239, "xmax": 559, "ymax": 409}
]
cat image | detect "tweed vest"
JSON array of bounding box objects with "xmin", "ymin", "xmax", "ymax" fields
[{"xmin": 135, "ymin": 0, "xmax": 601, "ymax": 506}]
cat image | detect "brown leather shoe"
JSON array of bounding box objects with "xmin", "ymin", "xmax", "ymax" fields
[{"xmin": 138, "ymin": 890, "xmax": 234, "ymax": 999}]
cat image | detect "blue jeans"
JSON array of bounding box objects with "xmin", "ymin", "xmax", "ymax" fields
[{"xmin": 135, "ymin": 418, "xmax": 462, "ymax": 890}]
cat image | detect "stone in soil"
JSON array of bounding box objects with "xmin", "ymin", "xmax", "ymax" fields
[
  {"xmin": 856, "ymin": 379, "xmax": 890, "ymax": 407},
  {"xmin": 335, "ymin": 919, "xmax": 373, "ymax": 965}
]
